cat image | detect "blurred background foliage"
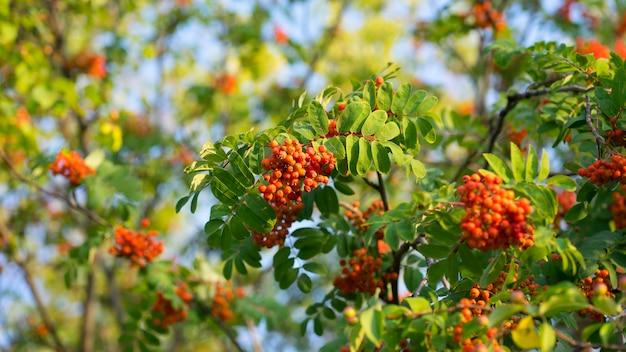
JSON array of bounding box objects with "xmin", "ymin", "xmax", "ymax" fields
[{"xmin": 2, "ymin": 0, "xmax": 626, "ymax": 351}]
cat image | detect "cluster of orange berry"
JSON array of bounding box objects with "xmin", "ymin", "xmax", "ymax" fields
[
  {"xmin": 108, "ymin": 226, "xmax": 164, "ymax": 267},
  {"xmin": 152, "ymin": 283, "xmax": 193, "ymax": 328},
  {"xmin": 254, "ymin": 139, "xmax": 335, "ymax": 247},
  {"xmin": 556, "ymin": 191, "xmax": 576, "ymax": 219},
  {"xmin": 27, "ymin": 317, "xmax": 48, "ymax": 338},
  {"xmin": 458, "ymin": 173, "xmax": 534, "ymax": 250},
  {"xmin": 49, "ymin": 150, "xmax": 95, "ymax": 185},
  {"xmin": 215, "ymin": 73, "xmax": 237, "ymax": 95},
  {"xmin": 555, "ymin": 190, "xmax": 576, "ymax": 228},
  {"xmin": 344, "ymin": 200, "xmax": 391, "ymax": 253},
  {"xmin": 210, "ymin": 282, "xmax": 245, "ymax": 323},
  {"xmin": 345, "ymin": 200, "xmax": 385, "ymax": 231},
  {"xmin": 576, "ymin": 38, "xmax": 610, "ymax": 59},
  {"xmin": 326, "ymin": 119, "xmax": 339, "ymax": 137},
  {"xmin": 252, "ymin": 201, "xmax": 303, "ymax": 247},
  {"xmin": 578, "ymin": 154, "xmax": 626, "ymax": 185},
  {"xmin": 65, "ymin": 52, "xmax": 107, "ymax": 79},
  {"xmin": 507, "ymin": 127, "xmax": 527, "ymax": 148},
  {"xmin": 259, "ymin": 139, "xmax": 335, "ymax": 201},
  {"xmin": 454, "ymin": 285, "xmax": 502, "ymax": 352},
  {"xmin": 611, "ymin": 187, "xmax": 626, "ymax": 229},
  {"xmin": 579, "ymin": 269, "xmax": 613, "ymax": 321},
  {"xmin": 606, "ymin": 129, "xmax": 626, "ymax": 147},
  {"xmin": 471, "ymin": 1, "xmax": 505, "ymax": 32},
  {"xmin": 334, "ymin": 248, "xmax": 384, "ymax": 295}
]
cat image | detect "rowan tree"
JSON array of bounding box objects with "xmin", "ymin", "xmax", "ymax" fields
[{"xmin": 2, "ymin": 1, "xmax": 626, "ymax": 352}]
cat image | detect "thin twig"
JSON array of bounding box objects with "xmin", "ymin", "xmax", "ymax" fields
[
  {"xmin": 485, "ymin": 85, "xmax": 592, "ymax": 156},
  {"xmin": 390, "ymin": 235, "xmax": 425, "ymax": 304},
  {"xmin": 554, "ymin": 328, "xmax": 626, "ymax": 351},
  {"xmin": 246, "ymin": 319, "xmax": 263, "ymax": 352},
  {"xmin": 208, "ymin": 315, "xmax": 245, "ymax": 352},
  {"xmin": 362, "ymin": 176, "xmax": 380, "ymax": 191},
  {"xmin": 584, "ymin": 95, "xmax": 605, "ymax": 158},
  {"xmin": 16, "ymin": 260, "xmax": 67, "ymax": 352},
  {"xmin": 339, "ymin": 201, "xmax": 361, "ymax": 216},
  {"xmin": 376, "ymin": 172, "xmax": 389, "ymax": 211},
  {"xmin": 452, "ymin": 85, "xmax": 593, "ymax": 179},
  {"xmin": 79, "ymin": 269, "xmax": 96, "ymax": 352}
]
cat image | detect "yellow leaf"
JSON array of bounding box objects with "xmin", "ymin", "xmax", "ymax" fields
[{"xmin": 512, "ymin": 316, "xmax": 541, "ymax": 350}]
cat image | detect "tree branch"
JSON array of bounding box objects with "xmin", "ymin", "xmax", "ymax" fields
[
  {"xmin": 554, "ymin": 328, "xmax": 626, "ymax": 351},
  {"xmin": 16, "ymin": 260, "xmax": 67, "ymax": 352},
  {"xmin": 452, "ymin": 85, "xmax": 593, "ymax": 179},
  {"xmin": 376, "ymin": 172, "xmax": 389, "ymax": 211},
  {"xmin": 208, "ymin": 315, "xmax": 245, "ymax": 352},
  {"xmin": 584, "ymin": 95, "xmax": 605, "ymax": 158},
  {"xmin": 79, "ymin": 269, "xmax": 96, "ymax": 352},
  {"xmin": 390, "ymin": 235, "xmax": 425, "ymax": 304},
  {"xmin": 484, "ymin": 85, "xmax": 592, "ymax": 156}
]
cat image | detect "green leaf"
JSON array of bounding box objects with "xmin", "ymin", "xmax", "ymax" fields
[
  {"xmin": 417, "ymin": 95, "xmax": 438, "ymax": 113},
  {"xmin": 538, "ymin": 151, "xmax": 550, "ymax": 181},
  {"xmin": 599, "ymin": 322, "xmax": 615, "ymax": 345},
  {"xmin": 212, "ymin": 167, "xmax": 247, "ymax": 196},
  {"xmin": 362, "ymin": 110, "xmax": 388, "ymax": 136},
  {"xmin": 403, "ymin": 90, "xmax": 427, "ymax": 116},
  {"xmin": 391, "ymin": 83, "xmax": 412, "ymax": 115},
  {"xmin": 315, "ymin": 187, "xmax": 339, "ymax": 216},
  {"xmin": 308, "ymin": 101, "xmax": 329, "ymax": 136},
  {"xmin": 376, "ymin": 82, "xmax": 393, "ymax": 111},
  {"xmin": 483, "ymin": 153, "xmax": 511, "ymax": 182},
  {"xmin": 539, "ymin": 286, "xmax": 589, "ymax": 316},
  {"xmin": 346, "ymin": 135, "xmax": 360, "ymax": 175},
  {"xmin": 416, "ymin": 117, "xmax": 436, "ymax": 143},
  {"xmin": 228, "ymin": 152, "xmax": 254, "ymax": 187},
  {"xmin": 279, "ymin": 267, "xmax": 298, "ymax": 289},
  {"xmin": 237, "ymin": 193, "xmax": 276, "ymax": 232},
  {"xmin": 303, "ymin": 262, "xmax": 327, "ymax": 275},
  {"xmin": 363, "ymin": 80, "xmax": 376, "ymax": 108},
  {"xmin": 375, "ymin": 122, "xmax": 401, "ymax": 141},
  {"xmin": 403, "ymin": 297, "xmax": 430, "ymax": 313},
  {"xmin": 297, "ymin": 274, "xmax": 313, "ymax": 293},
  {"xmin": 410, "ymin": 159, "xmax": 426, "ymax": 179},
  {"xmin": 488, "ymin": 304, "xmax": 524, "ymax": 327},
  {"xmin": 525, "ymin": 145, "xmax": 538, "ymax": 181},
  {"xmin": 338, "ymin": 101, "xmax": 370, "ymax": 132},
  {"xmin": 547, "ymin": 175, "xmax": 576, "ymax": 191},
  {"xmin": 592, "ymin": 296, "xmax": 622, "ymax": 316},
  {"xmin": 223, "ymin": 259, "xmax": 233, "ymax": 279},
  {"xmin": 403, "ymin": 266, "xmax": 423, "ymax": 292},
  {"xmin": 402, "ymin": 118, "xmax": 419, "ymax": 150},
  {"xmin": 204, "ymin": 219, "xmax": 224, "ymax": 237},
  {"xmin": 564, "ymin": 203, "xmax": 587, "ymax": 222},
  {"xmin": 334, "ymin": 181, "xmax": 355, "ymax": 195},
  {"xmin": 357, "ymin": 138, "xmax": 371, "ymax": 175},
  {"xmin": 190, "ymin": 192, "xmax": 199, "ymax": 213},
  {"xmin": 539, "ymin": 323, "xmax": 556, "ymax": 352},
  {"xmin": 480, "ymin": 252, "xmax": 505, "ymax": 287},
  {"xmin": 176, "ymin": 196, "xmax": 190, "ymax": 213},
  {"xmin": 371, "ymin": 142, "xmax": 391, "ymax": 173},
  {"xmin": 210, "ymin": 177, "xmax": 239, "ymax": 205},
  {"xmin": 291, "ymin": 228, "xmax": 324, "ymax": 238},
  {"xmin": 360, "ymin": 307, "xmax": 384, "ymax": 347},
  {"xmin": 510, "ymin": 142, "xmax": 524, "ymax": 182},
  {"xmin": 381, "ymin": 141, "xmax": 410, "ymax": 166},
  {"xmin": 323, "ymin": 137, "xmax": 346, "ymax": 160}
]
